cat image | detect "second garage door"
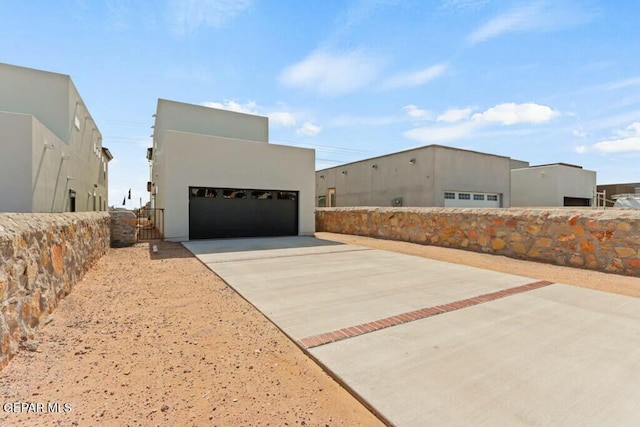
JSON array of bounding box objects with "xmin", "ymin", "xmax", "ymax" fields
[{"xmin": 189, "ymin": 187, "xmax": 298, "ymax": 239}]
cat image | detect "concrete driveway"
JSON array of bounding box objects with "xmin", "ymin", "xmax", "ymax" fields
[{"xmin": 184, "ymin": 236, "xmax": 640, "ymax": 426}]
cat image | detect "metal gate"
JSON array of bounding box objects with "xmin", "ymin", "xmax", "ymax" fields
[{"xmin": 137, "ymin": 208, "xmax": 164, "ymax": 241}]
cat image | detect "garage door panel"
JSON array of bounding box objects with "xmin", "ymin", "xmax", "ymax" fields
[{"xmin": 189, "ymin": 187, "xmax": 298, "ymax": 239}]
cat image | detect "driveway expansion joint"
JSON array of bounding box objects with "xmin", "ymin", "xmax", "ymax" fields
[{"xmin": 299, "ymin": 280, "xmax": 553, "ymax": 349}]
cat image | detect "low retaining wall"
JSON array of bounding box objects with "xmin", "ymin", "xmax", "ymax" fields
[
  {"xmin": 0, "ymin": 213, "xmax": 110, "ymax": 369},
  {"xmin": 109, "ymin": 209, "xmax": 137, "ymax": 247},
  {"xmin": 316, "ymin": 208, "xmax": 640, "ymax": 277}
]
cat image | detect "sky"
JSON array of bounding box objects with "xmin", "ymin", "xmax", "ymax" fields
[{"xmin": 1, "ymin": 0, "xmax": 639, "ymax": 207}]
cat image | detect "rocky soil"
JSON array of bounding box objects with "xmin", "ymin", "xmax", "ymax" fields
[{"xmin": 0, "ymin": 240, "xmax": 384, "ymax": 427}]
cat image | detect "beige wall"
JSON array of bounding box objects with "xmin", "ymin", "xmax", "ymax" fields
[
  {"xmin": 0, "ymin": 63, "xmax": 109, "ymax": 212},
  {"xmin": 158, "ymin": 131, "xmax": 315, "ymax": 241},
  {"xmin": 511, "ymin": 165, "xmax": 596, "ymax": 207},
  {"xmin": 0, "ymin": 112, "xmax": 32, "ymax": 212},
  {"xmin": 316, "ymin": 145, "xmax": 511, "ymax": 208},
  {"xmin": 152, "ymin": 99, "xmax": 268, "ymax": 155}
]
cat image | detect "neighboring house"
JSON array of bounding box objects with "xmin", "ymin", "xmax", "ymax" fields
[
  {"xmin": 511, "ymin": 163, "xmax": 596, "ymax": 207},
  {"xmin": 0, "ymin": 62, "xmax": 111, "ymax": 213},
  {"xmin": 316, "ymin": 145, "xmax": 512, "ymax": 208},
  {"xmin": 148, "ymin": 99, "xmax": 315, "ymax": 241},
  {"xmin": 596, "ymin": 182, "xmax": 640, "ymax": 207}
]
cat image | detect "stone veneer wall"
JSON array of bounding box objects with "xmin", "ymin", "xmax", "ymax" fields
[
  {"xmin": 109, "ymin": 210, "xmax": 137, "ymax": 247},
  {"xmin": 0, "ymin": 213, "xmax": 110, "ymax": 369},
  {"xmin": 316, "ymin": 207, "xmax": 640, "ymax": 277}
]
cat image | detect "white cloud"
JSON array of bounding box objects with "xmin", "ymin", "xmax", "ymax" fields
[
  {"xmin": 572, "ymin": 129, "xmax": 587, "ymax": 138},
  {"xmin": 403, "ymin": 102, "xmax": 558, "ymax": 144},
  {"xmin": 593, "ymin": 122, "xmax": 640, "ymax": 153},
  {"xmin": 437, "ymin": 107, "xmax": 474, "ymax": 123},
  {"xmin": 201, "ymin": 100, "xmax": 258, "ymax": 115},
  {"xmin": 384, "ymin": 63, "xmax": 448, "ymax": 89},
  {"xmin": 297, "ymin": 122, "xmax": 321, "ymax": 137},
  {"xmin": 574, "ymin": 145, "xmax": 588, "ymax": 154},
  {"xmin": 279, "ymin": 49, "xmax": 382, "ymax": 96},
  {"xmin": 467, "ymin": 2, "xmax": 595, "ymax": 45},
  {"xmin": 269, "ymin": 112, "xmax": 296, "ymax": 127},
  {"xmin": 168, "ymin": 0, "xmax": 252, "ymax": 35},
  {"xmin": 403, "ymin": 122, "xmax": 478, "ymax": 144},
  {"xmin": 403, "ymin": 105, "xmax": 431, "ymax": 119},
  {"xmin": 472, "ymin": 102, "xmax": 557, "ymax": 125}
]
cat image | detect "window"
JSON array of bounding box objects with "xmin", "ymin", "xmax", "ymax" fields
[
  {"xmin": 252, "ymin": 190, "xmax": 272, "ymax": 199},
  {"xmin": 277, "ymin": 191, "xmax": 297, "ymax": 200},
  {"xmin": 223, "ymin": 189, "xmax": 246, "ymax": 199},
  {"xmin": 190, "ymin": 187, "xmax": 217, "ymax": 198},
  {"xmin": 487, "ymin": 195, "xmax": 498, "ymax": 201},
  {"xmin": 318, "ymin": 196, "xmax": 326, "ymax": 207},
  {"xmin": 458, "ymin": 193, "xmax": 471, "ymax": 200},
  {"xmin": 444, "ymin": 192, "xmax": 455, "ymax": 199},
  {"xmin": 473, "ymin": 194, "xmax": 485, "ymax": 201}
]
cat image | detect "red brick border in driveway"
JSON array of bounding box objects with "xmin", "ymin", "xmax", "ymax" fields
[{"xmin": 299, "ymin": 280, "xmax": 553, "ymax": 349}]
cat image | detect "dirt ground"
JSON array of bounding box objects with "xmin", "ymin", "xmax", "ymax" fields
[
  {"xmin": 0, "ymin": 240, "xmax": 384, "ymax": 427},
  {"xmin": 1, "ymin": 233, "xmax": 638, "ymax": 427}
]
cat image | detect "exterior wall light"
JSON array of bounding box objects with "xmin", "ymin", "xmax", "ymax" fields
[
  {"xmin": 319, "ymin": 175, "xmax": 325, "ymax": 179},
  {"xmin": 372, "ymin": 164, "xmax": 378, "ymax": 169},
  {"xmin": 409, "ymin": 158, "xmax": 416, "ymax": 164},
  {"xmin": 341, "ymin": 170, "xmax": 347, "ymax": 175}
]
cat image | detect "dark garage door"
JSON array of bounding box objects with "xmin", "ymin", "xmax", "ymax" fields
[{"xmin": 189, "ymin": 187, "xmax": 298, "ymax": 239}]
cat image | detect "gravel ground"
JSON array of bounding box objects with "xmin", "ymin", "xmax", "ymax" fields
[
  {"xmin": 2, "ymin": 233, "xmax": 637, "ymax": 427},
  {"xmin": 0, "ymin": 240, "xmax": 384, "ymax": 427}
]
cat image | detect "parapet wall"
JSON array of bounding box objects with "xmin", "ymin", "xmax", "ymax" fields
[
  {"xmin": 0, "ymin": 213, "xmax": 110, "ymax": 369},
  {"xmin": 316, "ymin": 208, "xmax": 640, "ymax": 277}
]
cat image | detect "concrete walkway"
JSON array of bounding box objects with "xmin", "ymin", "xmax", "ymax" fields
[{"xmin": 184, "ymin": 236, "xmax": 640, "ymax": 426}]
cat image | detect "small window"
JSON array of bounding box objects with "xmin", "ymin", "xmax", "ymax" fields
[
  {"xmin": 317, "ymin": 196, "xmax": 326, "ymax": 207},
  {"xmin": 190, "ymin": 187, "xmax": 217, "ymax": 198},
  {"xmin": 487, "ymin": 195, "xmax": 498, "ymax": 201},
  {"xmin": 277, "ymin": 191, "xmax": 297, "ymax": 200},
  {"xmin": 458, "ymin": 193, "xmax": 470, "ymax": 200},
  {"xmin": 252, "ymin": 190, "xmax": 272, "ymax": 199},
  {"xmin": 444, "ymin": 192, "xmax": 455, "ymax": 200},
  {"xmin": 223, "ymin": 189, "xmax": 246, "ymax": 199},
  {"xmin": 473, "ymin": 194, "xmax": 485, "ymax": 201}
]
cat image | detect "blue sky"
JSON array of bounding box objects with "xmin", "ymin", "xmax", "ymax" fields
[{"xmin": 1, "ymin": 0, "xmax": 639, "ymax": 207}]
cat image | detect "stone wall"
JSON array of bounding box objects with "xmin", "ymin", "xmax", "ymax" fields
[
  {"xmin": 109, "ymin": 209, "xmax": 137, "ymax": 247},
  {"xmin": 0, "ymin": 213, "xmax": 110, "ymax": 369},
  {"xmin": 316, "ymin": 207, "xmax": 640, "ymax": 277}
]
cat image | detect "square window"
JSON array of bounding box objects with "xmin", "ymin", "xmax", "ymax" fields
[
  {"xmin": 487, "ymin": 195, "xmax": 498, "ymax": 201},
  {"xmin": 473, "ymin": 194, "xmax": 485, "ymax": 201},
  {"xmin": 458, "ymin": 193, "xmax": 470, "ymax": 200},
  {"xmin": 444, "ymin": 192, "xmax": 455, "ymax": 199}
]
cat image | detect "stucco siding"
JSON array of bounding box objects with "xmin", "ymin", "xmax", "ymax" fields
[
  {"xmin": 511, "ymin": 165, "xmax": 596, "ymax": 207},
  {"xmin": 316, "ymin": 145, "xmax": 510, "ymax": 208},
  {"xmin": 160, "ymin": 131, "xmax": 314, "ymax": 241},
  {"xmin": 153, "ymin": 99, "xmax": 268, "ymax": 157},
  {"xmin": 432, "ymin": 146, "xmax": 511, "ymax": 207},
  {"xmin": 0, "ymin": 63, "xmax": 71, "ymax": 142},
  {"xmin": 0, "ymin": 112, "xmax": 32, "ymax": 212}
]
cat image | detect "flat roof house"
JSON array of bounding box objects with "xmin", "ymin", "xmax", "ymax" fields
[
  {"xmin": 0, "ymin": 62, "xmax": 111, "ymax": 213},
  {"xmin": 316, "ymin": 145, "xmax": 511, "ymax": 208},
  {"xmin": 511, "ymin": 163, "xmax": 597, "ymax": 207},
  {"xmin": 148, "ymin": 99, "xmax": 315, "ymax": 241}
]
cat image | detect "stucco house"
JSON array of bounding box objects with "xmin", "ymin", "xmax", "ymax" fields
[
  {"xmin": 0, "ymin": 62, "xmax": 111, "ymax": 213},
  {"xmin": 511, "ymin": 163, "xmax": 597, "ymax": 207},
  {"xmin": 316, "ymin": 145, "xmax": 511, "ymax": 208},
  {"xmin": 148, "ymin": 99, "xmax": 315, "ymax": 241}
]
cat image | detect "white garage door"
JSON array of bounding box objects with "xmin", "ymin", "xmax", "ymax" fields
[{"xmin": 444, "ymin": 191, "xmax": 500, "ymax": 208}]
